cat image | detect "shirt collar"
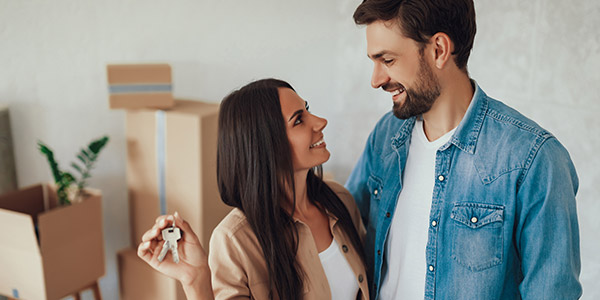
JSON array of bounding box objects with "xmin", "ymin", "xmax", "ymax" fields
[
  {"xmin": 292, "ymin": 208, "xmax": 339, "ymax": 231},
  {"xmin": 390, "ymin": 80, "xmax": 488, "ymax": 154},
  {"xmin": 446, "ymin": 80, "xmax": 488, "ymax": 154}
]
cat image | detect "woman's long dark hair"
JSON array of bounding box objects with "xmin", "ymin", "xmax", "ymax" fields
[{"xmin": 217, "ymin": 78, "xmax": 365, "ymax": 299}]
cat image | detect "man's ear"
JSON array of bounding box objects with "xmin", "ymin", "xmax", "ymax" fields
[{"xmin": 429, "ymin": 32, "xmax": 453, "ymax": 70}]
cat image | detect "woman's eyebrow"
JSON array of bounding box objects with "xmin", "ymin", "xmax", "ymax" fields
[{"xmin": 288, "ymin": 109, "xmax": 303, "ymax": 122}]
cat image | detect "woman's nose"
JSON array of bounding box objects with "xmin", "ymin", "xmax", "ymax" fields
[{"xmin": 312, "ymin": 114, "xmax": 327, "ymax": 131}]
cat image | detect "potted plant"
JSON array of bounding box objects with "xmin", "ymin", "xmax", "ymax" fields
[{"xmin": 37, "ymin": 136, "xmax": 109, "ymax": 205}]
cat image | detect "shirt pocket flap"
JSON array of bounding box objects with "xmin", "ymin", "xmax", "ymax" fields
[
  {"xmin": 451, "ymin": 203, "xmax": 504, "ymax": 229},
  {"xmin": 367, "ymin": 175, "xmax": 383, "ymax": 200}
]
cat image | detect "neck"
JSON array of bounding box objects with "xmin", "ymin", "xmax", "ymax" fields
[
  {"xmin": 421, "ymin": 71, "xmax": 473, "ymax": 141},
  {"xmin": 285, "ymin": 170, "xmax": 311, "ymax": 215}
]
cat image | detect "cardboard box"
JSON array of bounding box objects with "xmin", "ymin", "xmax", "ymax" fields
[
  {"xmin": 107, "ymin": 64, "xmax": 175, "ymax": 109},
  {"xmin": 0, "ymin": 184, "xmax": 104, "ymax": 300},
  {"xmin": 0, "ymin": 105, "xmax": 18, "ymax": 194},
  {"xmin": 126, "ymin": 100, "xmax": 231, "ymax": 247},
  {"xmin": 118, "ymin": 248, "xmax": 186, "ymax": 300}
]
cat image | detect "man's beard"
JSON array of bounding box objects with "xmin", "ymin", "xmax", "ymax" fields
[{"xmin": 391, "ymin": 54, "xmax": 441, "ymax": 119}]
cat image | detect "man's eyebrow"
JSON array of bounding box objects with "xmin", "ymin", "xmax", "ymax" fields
[
  {"xmin": 368, "ymin": 51, "xmax": 390, "ymax": 60},
  {"xmin": 288, "ymin": 109, "xmax": 303, "ymax": 122}
]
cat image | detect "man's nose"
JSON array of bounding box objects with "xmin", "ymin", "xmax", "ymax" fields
[{"xmin": 371, "ymin": 63, "xmax": 390, "ymax": 89}]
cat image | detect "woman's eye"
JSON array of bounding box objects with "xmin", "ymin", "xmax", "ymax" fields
[{"xmin": 294, "ymin": 116, "xmax": 303, "ymax": 126}]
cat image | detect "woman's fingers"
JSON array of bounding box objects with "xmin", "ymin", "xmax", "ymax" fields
[
  {"xmin": 137, "ymin": 241, "xmax": 153, "ymax": 263},
  {"xmin": 141, "ymin": 226, "xmax": 162, "ymax": 242},
  {"xmin": 174, "ymin": 212, "xmax": 200, "ymax": 244}
]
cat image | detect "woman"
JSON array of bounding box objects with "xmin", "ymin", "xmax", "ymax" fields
[{"xmin": 138, "ymin": 79, "xmax": 368, "ymax": 300}]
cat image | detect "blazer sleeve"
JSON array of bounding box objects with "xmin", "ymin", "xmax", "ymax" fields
[{"xmin": 208, "ymin": 226, "xmax": 251, "ymax": 300}]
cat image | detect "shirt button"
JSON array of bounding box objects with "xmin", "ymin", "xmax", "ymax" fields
[
  {"xmin": 373, "ymin": 189, "xmax": 378, "ymax": 195},
  {"xmin": 377, "ymin": 250, "xmax": 381, "ymax": 255},
  {"xmin": 386, "ymin": 212, "xmax": 391, "ymax": 218},
  {"xmin": 438, "ymin": 175, "xmax": 445, "ymax": 181},
  {"xmin": 429, "ymin": 265, "xmax": 434, "ymax": 272},
  {"xmin": 342, "ymin": 245, "xmax": 348, "ymax": 253},
  {"xmin": 358, "ymin": 274, "xmax": 364, "ymax": 283},
  {"xmin": 471, "ymin": 217, "xmax": 478, "ymax": 223},
  {"xmin": 431, "ymin": 220, "xmax": 437, "ymax": 227}
]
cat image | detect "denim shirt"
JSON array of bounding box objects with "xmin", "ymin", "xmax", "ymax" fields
[{"xmin": 345, "ymin": 82, "xmax": 582, "ymax": 299}]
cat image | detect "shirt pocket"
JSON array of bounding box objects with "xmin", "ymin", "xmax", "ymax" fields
[
  {"xmin": 367, "ymin": 174, "xmax": 383, "ymax": 202},
  {"xmin": 450, "ymin": 202, "xmax": 504, "ymax": 271},
  {"xmin": 366, "ymin": 175, "xmax": 383, "ymax": 231}
]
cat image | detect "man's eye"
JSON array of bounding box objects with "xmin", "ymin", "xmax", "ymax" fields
[{"xmin": 383, "ymin": 59, "xmax": 394, "ymax": 65}]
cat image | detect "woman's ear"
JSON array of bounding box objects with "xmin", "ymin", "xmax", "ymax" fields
[{"xmin": 430, "ymin": 32, "xmax": 453, "ymax": 70}]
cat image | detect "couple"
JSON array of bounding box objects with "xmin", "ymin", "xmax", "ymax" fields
[{"xmin": 138, "ymin": 0, "xmax": 582, "ymax": 299}]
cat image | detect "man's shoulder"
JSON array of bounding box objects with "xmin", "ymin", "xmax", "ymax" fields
[
  {"xmin": 473, "ymin": 95, "xmax": 571, "ymax": 181},
  {"xmin": 483, "ymin": 96, "xmax": 552, "ymax": 139}
]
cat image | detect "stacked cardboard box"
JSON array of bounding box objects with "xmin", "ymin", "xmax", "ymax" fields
[
  {"xmin": 0, "ymin": 184, "xmax": 104, "ymax": 300},
  {"xmin": 110, "ymin": 64, "xmax": 232, "ymax": 299},
  {"xmin": 0, "ymin": 105, "xmax": 18, "ymax": 194}
]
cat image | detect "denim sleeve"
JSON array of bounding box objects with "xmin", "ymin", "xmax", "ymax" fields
[
  {"xmin": 345, "ymin": 130, "xmax": 376, "ymax": 227},
  {"xmin": 516, "ymin": 137, "xmax": 582, "ymax": 299}
]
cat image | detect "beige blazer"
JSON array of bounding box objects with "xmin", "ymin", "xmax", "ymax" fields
[{"xmin": 208, "ymin": 180, "xmax": 369, "ymax": 300}]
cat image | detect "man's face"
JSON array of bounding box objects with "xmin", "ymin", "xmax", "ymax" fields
[{"xmin": 366, "ymin": 20, "xmax": 441, "ymax": 119}]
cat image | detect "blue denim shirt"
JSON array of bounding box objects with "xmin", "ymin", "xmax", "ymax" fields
[{"xmin": 345, "ymin": 82, "xmax": 582, "ymax": 299}]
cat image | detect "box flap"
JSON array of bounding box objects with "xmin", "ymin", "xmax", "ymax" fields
[
  {"xmin": 0, "ymin": 184, "xmax": 45, "ymax": 222},
  {"xmin": 0, "ymin": 245, "xmax": 46, "ymax": 300},
  {"xmin": 0, "ymin": 193, "xmax": 46, "ymax": 300},
  {"xmin": 38, "ymin": 190, "xmax": 105, "ymax": 299},
  {"xmin": 0, "ymin": 209, "xmax": 40, "ymax": 252}
]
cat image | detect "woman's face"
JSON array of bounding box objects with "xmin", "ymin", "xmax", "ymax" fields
[{"xmin": 278, "ymin": 87, "xmax": 330, "ymax": 172}]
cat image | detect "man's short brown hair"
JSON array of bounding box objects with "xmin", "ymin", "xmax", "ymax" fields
[{"xmin": 354, "ymin": 0, "xmax": 476, "ymax": 70}]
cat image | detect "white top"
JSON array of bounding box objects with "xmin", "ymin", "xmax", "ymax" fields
[
  {"xmin": 319, "ymin": 238, "xmax": 360, "ymax": 300},
  {"xmin": 379, "ymin": 118, "xmax": 455, "ymax": 299}
]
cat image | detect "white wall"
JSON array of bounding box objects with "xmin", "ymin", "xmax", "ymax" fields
[{"xmin": 1, "ymin": 0, "xmax": 598, "ymax": 299}]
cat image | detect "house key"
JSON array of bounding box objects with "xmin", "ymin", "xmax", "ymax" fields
[{"xmin": 157, "ymin": 225, "xmax": 182, "ymax": 263}]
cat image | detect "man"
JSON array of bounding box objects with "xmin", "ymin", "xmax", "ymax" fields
[{"xmin": 345, "ymin": 0, "xmax": 582, "ymax": 299}]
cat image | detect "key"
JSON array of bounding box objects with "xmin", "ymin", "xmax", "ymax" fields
[
  {"xmin": 157, "ymin": 225, "xmax": 182, "ymax": 263},
  {"xmin": 157, "ymin": 240, "xmax": 171, "ymax": 262}
]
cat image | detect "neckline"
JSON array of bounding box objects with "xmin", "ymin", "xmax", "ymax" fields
[{"xmin": 414, "ymin": 118, "xmax": 456, "ymax": 150}]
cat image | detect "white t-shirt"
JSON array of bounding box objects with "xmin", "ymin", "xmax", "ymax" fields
[
  {"xmin": 319, "ymin": 238, "xmax": 360, "ymax": 300},
  {"xmin": 379, "ymin": 119, "xmax": 455, "ymax": 299}
]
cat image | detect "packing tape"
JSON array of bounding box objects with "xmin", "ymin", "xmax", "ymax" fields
[
  {"xmin": 156, "ymin": 110, "xmax": 167, "ymax": 215},
  {"xmin": 12, "ymin": 288, "xmax": 19, "ymax": 298},
  {"xmin": 109, "ymin": 83, "xmax": 172, "ymax": 94}
]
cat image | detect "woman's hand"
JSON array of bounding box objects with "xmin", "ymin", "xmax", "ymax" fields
[{"xmin": 137, "ymin": 212, "xmax": 213, "ymax": 299}]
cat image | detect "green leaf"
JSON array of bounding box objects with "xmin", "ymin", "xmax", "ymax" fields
[
  {"xmin": 61, "ymin": 172, "xmax": 76, "ymax": 185},
  {"xmin": 37, "ymin": 140, "xmax": 62, "ymax": 183},
  {"xmin": 71, "ymin": 162, "xmax": 83, "ymax": 175},
  {"xmin": 77, "ymin": 154, "xmax": 87, "ymax": 165},
  {"xmin": 88, "ymin": 136, "xmax": 109, "ymax": 154},
  {"xmin": 81, "ymin": 148, "xmax": 92, "ymax": 160}
]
